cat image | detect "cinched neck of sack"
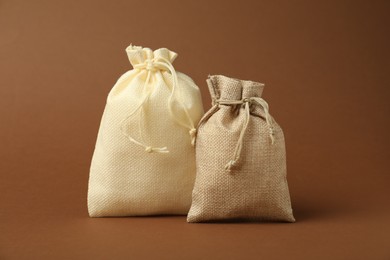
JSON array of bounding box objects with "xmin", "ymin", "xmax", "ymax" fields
[{"xmin": 126, "ymin": 45, "xmax": 178, "ymax": 69}]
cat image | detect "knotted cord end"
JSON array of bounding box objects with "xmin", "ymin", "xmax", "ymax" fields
[
  {"xmin": 189, "ymin": 128, "xmax": 197, "ymax": 146},
  {"xmin": 145, "ymin": 146, "xmax": 169, "ymax": 154},
  {"xmin": 225, "ymin": 160, "xmax": 237, "ymax": 172}
]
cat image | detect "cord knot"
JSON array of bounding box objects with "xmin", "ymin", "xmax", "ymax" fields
[
  {"xmin": 145, "ymin": 59, "xmax": 156, "ymax": 71},
  {"xmin": 242, "ymin": 97, "xmax": 252, "ymax": 104},
  {"xmin": 145, "ymin": 146, "xmax": 153, "ymax": 153}
]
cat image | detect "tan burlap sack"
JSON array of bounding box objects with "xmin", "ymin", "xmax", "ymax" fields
[
  {"xmin": 187, "ymin": 75, "xmax": 295, "ymax": 222},
  {"xmin": 88, "ymin": 45, "xmax": 204, "ymax": 217}
]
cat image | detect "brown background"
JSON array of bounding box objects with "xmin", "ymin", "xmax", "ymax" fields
[{"xmin": 1, "ymin": 0, "xmax": 389, "ymax": 259}]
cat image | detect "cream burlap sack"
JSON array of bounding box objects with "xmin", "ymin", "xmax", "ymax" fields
[
  {"xmin": 187, "ymin": 75, "xmax": 294, "ymax": 223},
  {"xmin": 88, "ymin": 45, "xmax": 204, "ymax": 217}
]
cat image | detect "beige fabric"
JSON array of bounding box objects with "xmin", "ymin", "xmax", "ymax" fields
[
  {"xmin": 88, "ymin": 45, "xmax": 204, "ymax": 217},
  {"xmin": 187, "ymin": 75, "xmax": 295, "ymax": 223}
]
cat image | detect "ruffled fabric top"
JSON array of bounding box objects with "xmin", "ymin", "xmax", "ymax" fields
[{"xmin": 207, "ymin": 75, "xmax": 265, "ymax": 101}]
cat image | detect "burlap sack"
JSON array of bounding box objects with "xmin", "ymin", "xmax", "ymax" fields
[
  {"xmin": 88, "ymin": 45, "xmax": 204, "ymax": 217},
  {"xmin": 187, "ymin": 75, "xmax": 295, "ymax": 222}
]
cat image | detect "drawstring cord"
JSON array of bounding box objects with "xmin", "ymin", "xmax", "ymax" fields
[
  {"xmin": 120, "ymin": 57, "xmax": 196, "ymax": 154},
  {"xmin": 215, "ymin": 97, "xmax": 275, "ymax": 171}
]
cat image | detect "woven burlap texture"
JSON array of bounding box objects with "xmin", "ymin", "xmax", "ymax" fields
[
  {"xmin": 187, "ymin": 75, "xmax": 295, "ymax": 222},
  {"xmin": 88, "ymin": 45, "xmax": 204, "ymax": 217}
]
